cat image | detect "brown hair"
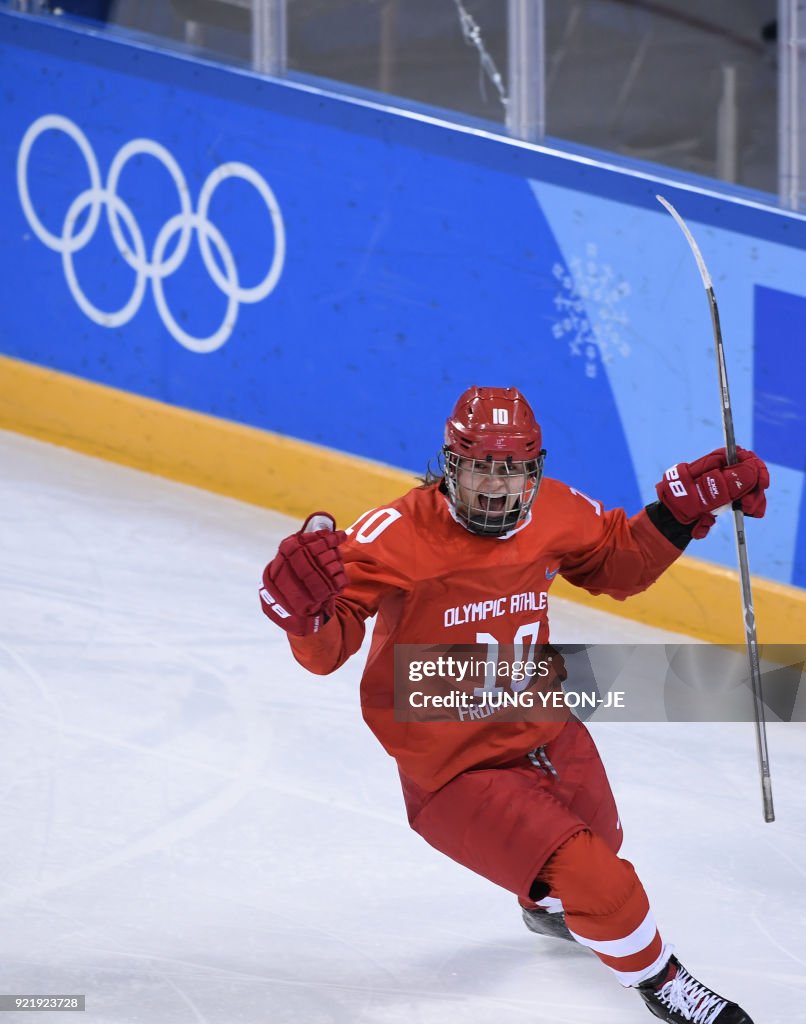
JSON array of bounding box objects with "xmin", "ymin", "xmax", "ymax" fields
[{"xmin": 418, "ymin": 456, "xmax": 444, "ymax": 488}]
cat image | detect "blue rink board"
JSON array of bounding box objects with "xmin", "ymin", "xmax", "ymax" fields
[{"xmin": 1, "ymin": 11, "xmax": 805, "ymax": 586}]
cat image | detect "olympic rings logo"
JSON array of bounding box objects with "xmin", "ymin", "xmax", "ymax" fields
[{"xmin": 16, "ymin": 114, "xmax": 286, "ymax": 353}]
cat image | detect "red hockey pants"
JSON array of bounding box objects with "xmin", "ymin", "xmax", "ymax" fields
[{"xmin": 399, "ymin": 719, "xmax": 669, "ymax": 985}]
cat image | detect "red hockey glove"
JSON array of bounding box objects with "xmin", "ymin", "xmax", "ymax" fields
[
  {"xmin": 260, "ymin": 512, "xmax": 347, "ymax": 636},
  {"xmin": 656, "ymin": 447, "xmax": 769, "ymax": 540}
]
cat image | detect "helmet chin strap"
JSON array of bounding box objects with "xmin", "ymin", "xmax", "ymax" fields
[{"xmin": 466, "ymin": 511, "xmax": 521, "ymax": 535}]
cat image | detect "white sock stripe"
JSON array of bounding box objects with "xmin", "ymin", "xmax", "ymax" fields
[
  {"xmin": 534, "ymin": 896, "xmax": 564, "ymax": 913},
  {"xmin": 612, "ymin": 943, "xmax": 673, "ymax": 988},
  {"xmin": 568, "ymin": 908, "xmax": 658, "ymax": 957}
]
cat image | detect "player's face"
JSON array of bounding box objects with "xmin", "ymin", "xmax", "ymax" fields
[{"xmin": 455, "ymin": 459, "xmax": 530, "ymax": 523}]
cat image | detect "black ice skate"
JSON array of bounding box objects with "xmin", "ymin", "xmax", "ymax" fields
[
  {"xmin": 519, "ymin": 901, "xmax": 574, "ymax": 942},
  {"xmin": 637, "ymin": 955, "xmax": 753, "ymax": 1024}
]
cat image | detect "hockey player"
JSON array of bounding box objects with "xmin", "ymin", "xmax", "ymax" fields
[{"xmin": 259, "ymin": 386, "xmax": 768, "ymax": 1024}]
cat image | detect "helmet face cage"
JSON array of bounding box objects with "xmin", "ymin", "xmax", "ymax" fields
[{"xmin": 442, "ymin": 449, "xmax": 546, "ymax": 536}]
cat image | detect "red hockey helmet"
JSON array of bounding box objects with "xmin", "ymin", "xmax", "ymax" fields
[
  {"xmin": 442, "ymin": 386, "xmax": 546, "ymax": 536},
  {"xmin": 445, "ymin": 386, "xmax": 544, "ymax": 460}
]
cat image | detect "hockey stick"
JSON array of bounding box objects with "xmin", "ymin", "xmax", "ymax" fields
[{"xmin": 656, "ymin": 194, "xmax": 775, "ymax": 823}]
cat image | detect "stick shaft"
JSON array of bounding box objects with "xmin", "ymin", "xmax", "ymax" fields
[
  {"xmin": 657, "ymin": 194, "xmax": 774, "ymax": 823},
  {"xmin": 706, "ymin": 288, "xmax": 737, "ymax": 459}
]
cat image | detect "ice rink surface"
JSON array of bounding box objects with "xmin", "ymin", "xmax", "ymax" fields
[{"xmin": 0, "ymin": 429, "xmax": 803, "ymax": 1024}]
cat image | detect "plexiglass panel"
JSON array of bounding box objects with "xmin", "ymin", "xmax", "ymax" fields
[
  {"xmin": 4, "ymin": 0, "xmax": 782, "ymax": 194},
  {"xmin": 544, "ymin": 0, "xmax": 778, "ymax": 193},
  {"xmin": 287, "ymin": 0, "xmax": 507, "ymax": 123},
  {"xmin": 6, "ymin": 1, "xmax": 509, "ymax": 123}
]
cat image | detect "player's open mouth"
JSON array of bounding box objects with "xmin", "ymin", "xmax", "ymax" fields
[{"xmin": 477, "ymin": 494, "xmax": 508, "ymax": 514}]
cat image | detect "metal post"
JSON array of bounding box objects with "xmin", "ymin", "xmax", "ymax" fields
[
  {"xmin": 778, "ymin": 0, "xmax": 806, "ymax": 210},
  {"xmin": 716, "ymin": 63, "xmax": 738, "ymax": 183},
  {"xmin": 379, "ymin": 0, "xmax": 399, "ymax": 94},
  {"xmin": 252, "ymin": 0, "xmax": 287, "ymax": 78},
  {"xmin": 185, "ymin": 20, "xmax": 205, "ymax": 49},
  {"xmin": 507, "ymin": 0, "xmax": 545, "ymax": 143}
]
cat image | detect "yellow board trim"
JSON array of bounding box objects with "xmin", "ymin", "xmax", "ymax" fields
[
  {"xmin": 0, "ymin": 354, "xmax": 413, "ymax": 523},
  {"xmin": 2, "ymin": 354, "xmax": 804, "ymax": 643}
]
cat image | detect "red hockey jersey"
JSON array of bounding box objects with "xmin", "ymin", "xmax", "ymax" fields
[{"xmin": 289, "ymin": 479, "xmax": 681, "ymax": 791}]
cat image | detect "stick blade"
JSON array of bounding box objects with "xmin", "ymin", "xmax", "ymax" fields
[{"xmin": 656, "ymin": 193, "xmax": 713, "ymax": 290}]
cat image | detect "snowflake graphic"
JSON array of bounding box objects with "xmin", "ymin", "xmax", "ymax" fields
[{"xmin": 551, "ymin": 243, "xmax": 631, "ymax": 379}]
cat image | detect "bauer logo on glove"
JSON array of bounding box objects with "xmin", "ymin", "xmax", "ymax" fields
[
  {"xmin": 259, "ymin": 589, "xmax": 292, "ymax": 619},
  {"xmin": 656, "ymin": 447, "xmax": 769, "ymax": 540}
]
